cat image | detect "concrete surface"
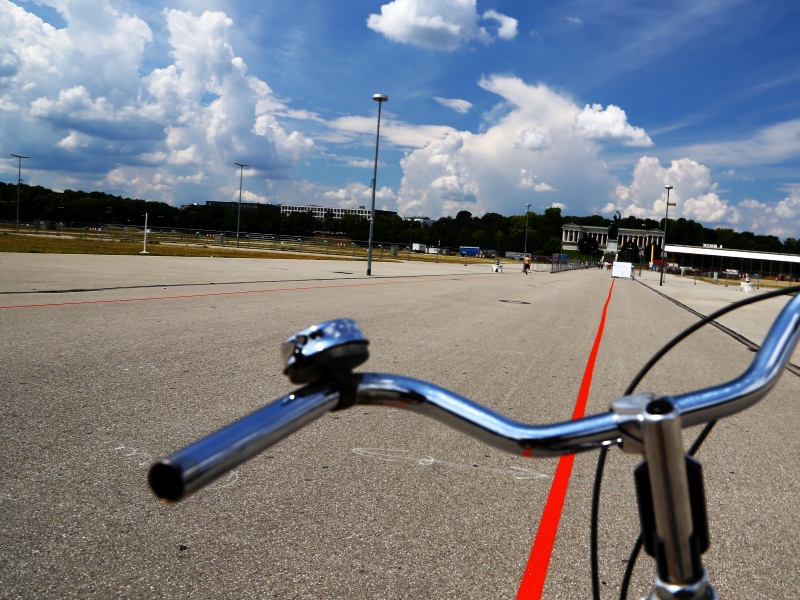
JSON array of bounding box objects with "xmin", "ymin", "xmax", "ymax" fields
[{"xmin": 1, "ymin": 254, "xmax": 798, "ymax": 598}]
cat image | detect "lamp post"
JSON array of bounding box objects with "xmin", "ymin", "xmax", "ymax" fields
[
  {"xmin": 523, "ymin": 203, "xmax": 531, "ymax": 259},
  {"xmin": 10, "ymin": 154, "xmax": 29, "ymax": 233},
  {"xmin": 659, "ymin": 185, "xmax": 675, "ymax": 287},
  {"xmin": 140, "ymin": 213, "xmax": 149, "ymax": 254},
  {"xmin": 234, "ymin": 162, "xmax": 249, "ymax": 248},
  {"xmin": 366, "ymin": 93, "xmax": 388, "ymax": 276},
  {"xmin": 640, "ymin": 223, "xmax": 646, "ymax": 266}
]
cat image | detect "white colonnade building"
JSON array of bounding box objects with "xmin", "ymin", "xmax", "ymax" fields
[{"xmin": 561, "ymin": 224, "xmax": 664, "ymax": 253}]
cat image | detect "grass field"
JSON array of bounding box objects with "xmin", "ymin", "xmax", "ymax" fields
[
  {"xmin": 0, "ymin": 230, "xmax": 512, "ymax": 265},
  {"xmin": 0, "ymin": 232, "xmax": 377, "ymax": 261}
]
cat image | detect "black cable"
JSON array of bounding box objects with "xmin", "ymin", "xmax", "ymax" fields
[
  {"xmin": 625, "ymin": 284, "xmax": 800, "ymax": 396},
  {"xmin": 590, "ymin": 284, "xmax": 800, "ymax": 600},
  {"xmin": 618, "ymin": 533, "xmax": 643, "ymax": 600}
]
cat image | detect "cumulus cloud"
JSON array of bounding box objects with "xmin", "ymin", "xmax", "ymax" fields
[
  {"xmin": 517, "ymin": 169, "xmax": 556, "ymax": 191},
  {"xmin": 482, "ymin": 9, "xmax": 518, "ymax": 40},
  {"xmin": 614, "ymin": 156, "xmax": 740, "ymax": 224},
  {"xmin": 324, "ymin": 182, "xmax": 396, "ymax": 208},
  {"xmin": 728, "ymin": 190, "xmax": 800, "ymax": 237},
  {"xmin": 366, "ymin": 0, "xmax": 516, "ymax": 50},
  {"xmin": 565, "ymin": 17, "xmax": 583, "ymax": 25},
  {"xmin": 517, "ymin": 127, "xmax": 550, "ymax": 150},
  {"xmin": 0, "ymin": 1, "xmax": 313, "ymax": 202},
  {"xmin": 434, "ymin": 96, "xmax": 473, "ymax": 113},
  {"xmin": 574, "ymin": 104, "xmax": 653, "ymax": 146},
  {"xmin": 394, "ymin": 74, "xmax": 647, "ymax": 217},
  {"xmin": 775, "ymin": 190, "xmax": 800, "ymax": 219}
]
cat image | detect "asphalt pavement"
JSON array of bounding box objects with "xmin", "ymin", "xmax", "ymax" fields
[{"xmin": 1, "ymin": 254, "xmax": 798, "ymax": 598}]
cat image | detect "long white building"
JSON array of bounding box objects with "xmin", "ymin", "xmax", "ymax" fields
[{"xmin": 279, "ymin": 204, "xmax": 397, "ymax": 220}]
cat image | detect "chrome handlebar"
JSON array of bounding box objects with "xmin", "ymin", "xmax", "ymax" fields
[{"xmin": 148, "ymin": 292, "xmax": 800, "ymax": 503}]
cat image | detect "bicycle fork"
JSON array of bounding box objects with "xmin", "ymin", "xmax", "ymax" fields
[{"xmin": 613, "ymin": 395, "xmax": 717, "ymax": 600}]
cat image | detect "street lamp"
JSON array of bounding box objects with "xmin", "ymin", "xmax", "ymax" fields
[
  {"xmin": 366, "ymin": 93, "xmax": 388, "ymax": 276},
  {"xmin": 10, "ymin": 154, "xmax": 30, "ymax": 233},
  {"xmin": 234, "ymin": 162, "xmax": 249, "ymax": 248},
  {"xmin": 659, "ymin": 185, "xmax": 675, "ymax": 287},
  {"xmin": 140, "ymin": 213, "xmax": 149, "ymax": 254},
  {"xmin": 523, "ymin": 203, "xmax": 531, "ymax": 258}
]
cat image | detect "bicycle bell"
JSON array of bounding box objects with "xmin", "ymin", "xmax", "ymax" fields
[{"xmin": 281, "ymin": 318, "xmax": 370, "ymax": 384}]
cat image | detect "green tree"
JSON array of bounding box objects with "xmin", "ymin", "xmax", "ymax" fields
[{"xmin": 577, "ymin": 235, "xmax": 599, "ymax": 256}]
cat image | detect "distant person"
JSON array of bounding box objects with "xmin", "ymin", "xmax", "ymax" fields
[{"xmin": 523, "ymin": 255, "xmax": 531, "ymax": 275}]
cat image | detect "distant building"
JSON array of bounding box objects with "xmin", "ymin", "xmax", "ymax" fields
[
  {"xmin": 201, "ymin": 200, "xmax": 279, "ymax": 213},
  {"xmin": 406, "ymin": 215, "xmax": 435, "ymax": 227},
  {"xmin": 278, "ymin": 204, "xmax": 397, "ymax": 221},
  {"xmin": 561, "ymin": 224, "xmax": 664, "ymax": 253},
  {"xmin": 183, "ymin": 201, "xmax": 396, "ymax": 220}
]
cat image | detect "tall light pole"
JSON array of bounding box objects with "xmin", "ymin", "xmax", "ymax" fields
[
  {"xmin": 10, "ymin": 154, "xmax": 29, "ymax": 233},
  {"xmin": 234, "ymin": 162, "xmax": 249, "ymax": 248},
  {"xmin": 523, "ymin": 203, "xmax": 531, "ymax": 258},
  {"xmin": 366, "ymin": 93, "xmax": 388, "ymax": 276},
  {"xmin": 659, "ymin": 185, "xmax": 675, "ymax": 287}
]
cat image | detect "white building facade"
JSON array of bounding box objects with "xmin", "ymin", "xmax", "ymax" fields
[
  {"xmin": 561, "ymin": 224, "xmax": 664, "ymax": 252},
  {"xmin": 279, "ymin": 205, "xmax": 372, "ymax": 220}
]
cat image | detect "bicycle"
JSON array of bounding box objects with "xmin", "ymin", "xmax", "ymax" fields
[{"xmin": 148, "ymin": 286, "xmax": 800, "ymax": 599}]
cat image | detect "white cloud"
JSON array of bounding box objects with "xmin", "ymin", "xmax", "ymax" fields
[
  {"xmin": 550, "ymin": 202, "xmax": 566, "ymax": 209},
  {"xmin": 366, "ymin": 0, "xmax": 516, "ymax": 50},
  {"xmin": 57, "ymin": 130, "xmax": 93, "ymax": 149},
  {"xmin": 434, "ymin": 96, "xmax": 473, "ymax": 113},
  {"xmin": 346, "ymin": 158, "xmax": 375, "ymax": 168},
  {"xmin": 517, "ymin": 127, "xmax": 550, "ymax": 150},
  {"xmin": 731, "ymin": 190, "xmax": 800, "ymax": 237},
  {"xmin": 0, "ymin": 2, "xmax": 313, "ymax": 202},
  {"xmin": 565, "ymin": 17, "xmax": 583, "ymax": 25},
  {"xmin": 482, "ymin": 9, "xmax": 518, "ymax": 40},
  {"xmin": 324, "ymin": 182, "xmax": 396, "ymax": 208},
  {"xmin": 614, "ymin": 156, "xmax": 740, "ymax": 224},
  {"xmin": 775, "ymin": 190, "xmax": 800, "ymax": 219},
  {"xmin": 517, "ymin": 169, "xmax": 557, "ymax": 191},
  {"xmin": 395, "ymin": 74, "xmax": 643, "ymax": 217},
  {"xmin": 574, "ymin": 103, "xmax": 653, "ymax": 146},
  {"xmin": 676, "ymin": 119, "xmax": 800, "ymax": 166},
  {"xmin": 326, "ymin": 115, "xmax": 455, "ymax": 148}
]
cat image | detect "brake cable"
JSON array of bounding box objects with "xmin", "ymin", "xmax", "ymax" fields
[{"xmin": 589, "ymin": 284, "xmax": 800, "ymax": 600}]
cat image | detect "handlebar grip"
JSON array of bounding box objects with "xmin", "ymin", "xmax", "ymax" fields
[{"xmin": 148, "ymin": 381, "xmax": 340, "ymax": 502}]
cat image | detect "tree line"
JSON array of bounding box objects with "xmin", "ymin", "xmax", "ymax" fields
[{"xmin": 2, "ymin": 181, "xmax": 797, "ymax": 256}]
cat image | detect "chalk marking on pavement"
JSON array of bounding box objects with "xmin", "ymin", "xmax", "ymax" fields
[
  {"xmin": 351, "ymin": 448, "xmax": 620, "ymax": 488},
  {"xmin": 352, "ymin": 448, "xmax": 550, "ymax": 481},
  {"xmin": 517, "ymin": 278, "xmax": 616, "ymax": 600},
  {"xmin": 103, "ymin": 439, "xmax": 239, "ymax": 490}
]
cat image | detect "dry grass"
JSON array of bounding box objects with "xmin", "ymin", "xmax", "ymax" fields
[{"xmin": 0, "ymin": 232, "xmax": 396, "ymax": 262}]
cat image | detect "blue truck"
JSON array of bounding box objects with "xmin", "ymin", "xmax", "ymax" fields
[{"xmin": 459, "ymin": 246, "xmax": 481, "ymax": 257}]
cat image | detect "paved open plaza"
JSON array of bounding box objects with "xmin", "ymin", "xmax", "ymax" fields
[{"xmin": 1, "ymin": 254, "xmax": 799, "ymax": 598}]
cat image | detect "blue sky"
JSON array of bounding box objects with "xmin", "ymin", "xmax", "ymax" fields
[{"xmin": 2, "ymin": 0, "xmax": 800, "ymax": 235}]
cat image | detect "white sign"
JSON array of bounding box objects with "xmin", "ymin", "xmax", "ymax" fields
[{"xmin": 612, "ymin": 262, "xmax": 632, "ymax": 279}]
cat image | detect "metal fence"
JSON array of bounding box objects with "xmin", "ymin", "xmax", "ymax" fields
[{"xmin": 1, "ymin": 220, "xmax": 590, "ymax": 272}]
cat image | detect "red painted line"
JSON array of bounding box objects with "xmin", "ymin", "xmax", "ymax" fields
[
  {"xmin": 0, "ymin": 276, "xmax": 480, "ymax": 310},
  {"xmin": 516, "ymin": 278, "xmax": 616, "ymax": 600}
]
